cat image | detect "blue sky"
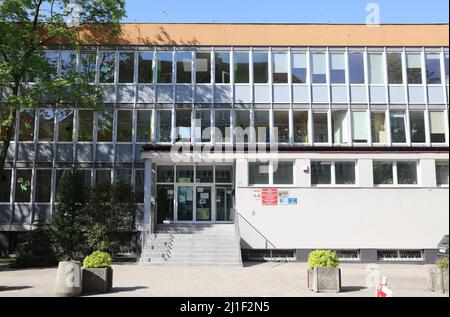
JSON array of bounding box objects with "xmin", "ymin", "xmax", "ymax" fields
[{"xmin": 123, "ymin": 0, "xmax": 449, "ymax": 23}]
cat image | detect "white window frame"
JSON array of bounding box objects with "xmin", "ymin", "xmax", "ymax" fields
[
  {"xmin": 311, "ymin": 160, "xmax": 358, "ymax": 187},
  {"xmin": 248, "ymin": 160, "xmax": 295, "ymax": 187},
  {"xmin": 373, "ymin": 160, "xmax": 420, "ymax": 187}
]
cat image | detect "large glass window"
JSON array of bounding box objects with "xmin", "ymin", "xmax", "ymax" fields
[
  {"xmin": 156, "ymin": 110, "xmax": 172, "ymax": 142},
  {"xmin": 215, "ymin": 110, "xmax": 231, "ymax": 142},
  {"xmin": 407, "ymin": 53, "xmax": 422, "ymax": 84},
  {"xmin": 253, "ymin": 52, "xmax": 269, "ymax": 84},
  {"xmin": 234, "ymin": 52, "xmax": 249, "ymax": 83},
  {"xmin": 0, "ymin": 109, "xmax": 13, "ymax": 142},
  {"xmin": 116, "ymin": 110, "xmax": 133, "ymax": 142},
  {"xmin": 60, "ymin": 51, "xmax": 77, "ymax": 77},
  {"xmin": 436, "ymin": 161, "xmax": 449, "ymax": 186},
  {"xmin": 0, "ymin": 169, "xmax": 11, "ymax": 202},
  {"xmin": 445, "ymin": 53, "xmax": 449, "ymax": 85},
  {"xmin": 35, "ymin": 169, "xmax": 52, "ymax": 203},
  {"xmin": 135, "ymin": 170, "xmax": 145, "ymax": 203},
  {"xmin": 99, "ymin": 51, "xmax": 115, "ymax": 83},
  {"xmin": 44, "ymin": 51, "xmax": 58, "ymax": 78},
  {"xmin": 335, "ymin": 161, "xmax": 356, "ymax": 185},
  {"xmin": 96, "ymin": 111, "xmax": 113, "ymax": 142},
  {"xmin": 96, "ymin": 169, "xmax": 111, "ymax": 185},
  {"xmin": 176, "ymin": 52, "xmax": 192, "ymax": 84},
  {"xmin": 38, "ymin": 109, "xmax": 55, "ymax": 142},
  {"xmin": 429, "ymin": 111, "xmax": 446, "ymax": 143},
  {"xmin": 138, "ymin": 51, "xmax": 153, "ymax": 83},
  {"xmin": 80, "ymin": 51, "xmax": 97, "ymax": 83},
  {"xmin": 293, "ymin": 111, "xmax": 308, "ymax": 143},
  {"xmin": 311, "ymin": 52, "xmax": 326, "ymax": 84},
  {"xmin": 195, "ymin": 110, "xmax": 211, "ymax": 143},
  {"xmin": 349, "ymin": 52, "xmax": 365, "ymax": 84},
  {"xmin": 352, "ymin": 111, "xmax": 368, "ymax": 143},
  {"xmin": 292, "ymin": 52, "xmax": 307, "ymax": 83},
  {"xmin": 15, "ymin": 169, "xmax": 32, "ymax": 202},
  {"xmin": 248, "ymin": 162, "xmax": 269, "ymax": 185},
  {"xmin": 313, "ymin": 112, "xmax": 328, "ymax": 143},
  {"xmin": 137, "ymin": 110, "xmax": 152, "ymax": 143},
  {"xmin": 373, "ymin": 161, "xmax": 394, "ymax": 185},
  {"xmin": 274, "ymin": 111, "xmax": 289, "ymax": 143},
  {"xmin": 57, "ymin": 109, "xmax": 74, "ymax": 142},
  {"xmin": 176, "ymin": 109, "xmax": 191, "ymax": 142},
  {"xmin": 409, "ymin": 111, "xmax": 426, "ymax": 143},
  {"xmin": 215, "ymin": 166, "xmax": 233, "ymax": 183},
  {"xmin": 157, "ymin": 166, "xmax": 174, "ymax": 183},
  {"xmin": 254, "ymin": 110, "xmax": 270, "ymax": 143},
  {"xmin": 369, "ymin": 53, "xmax": 385, "ymax": 84},
  {"xmin": 157, "ymin": 52, "xmax": 173, "ymax": 83},
  {"xmin": 397, "ymin": 161, "xmax": 417, "ymax": 185},
  {"xmin": 311, "ymin": 161, "xmax": 331, "ymax": 185},
  {"xmin": 78, "ymin": 110, "xmax": 93, "ymax": 142},
  {"xmin": 390, "ymin": 111, "xmax": 407, "ymax": 143},
  {"xmin": 215, "ymin": 52, "xmax": 230, "ymax": 84},
  {"xmin": 332, "ymin": 110, "xmax": 349, "ymax": 144},
  {"xmin": 19, "ymin": 110, "xmax": 35, "ymax": 141},
  {"xmin": 387, "ymin": 52, "xmax": 403, "ymax": 84},
  {"xmin": 426, "ymin": 53, "xmax": 442, "ymax": 84},
  {"xmin": 196, "ymin": 166, "xmax": 213, "ymax": 183},
  {"xmin": 176, "ymin": 166, "xmax": 194, "ymax": 183},
  {"xmin": 115, "ymin": 169, "xmax": 131, "ymax": 184},
  {"xmin": 371, "ymin": 112, "xmax": 388, "ymax": 143},
  {"xmin": 273, "ymin": 52, "xmax": 288, "ymax": 83},
  {"xmin": 330, "ymin": 52, "xmax": 345, "ymax": 84},
  {"xmin": 235, "ymin": 110, "xmax": 250, "ymax": 143},
  {"xmin": 196, "ymin": 52, "xmax": 211, "ymax": 83},
  {"xmin": 118, "ymin": 52, "xmax": 134, "ymax": 83},
  {"xmin": 273, "ymin": 161, "xmax": 294, "ymax": 185}
]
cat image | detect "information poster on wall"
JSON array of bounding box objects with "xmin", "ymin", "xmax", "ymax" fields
[{"xmin": 261, "ymin": 189, "xmax": 278, "ymax": 205}]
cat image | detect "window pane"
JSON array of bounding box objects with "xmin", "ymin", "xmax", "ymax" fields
[
  {"xmin": 332, "ymin": 110, "xmax": 349, "ymax": 144},
  {"xmin": 409, "ymin": 111, "xmax": 426, "ymax": 143},
  {"xmin": 80, "ymin": 51, "xmax": 97, "ymax": 83},
  {"xmin": 273, "ymin": 52, "xmax": 288, "ymax": 83},
  {"xmin": 135, "ymin": 170, "xmax": 144, "ymax": 203},
  {"xmin": 38, "ymin": 109, "xmax": 55, "ymax": 142},
  {"xmin": 390, "ymin": 111, "xmax": 406, "ymax": 143},
  {"xmin": 330, "ymin": 53, "xmax": 345, "ymax": 84},
  {"xmin": 430, "ymin": 111, "xmax": 446, "ymax": 143},
  {"xmin": 138, "ymin": 52, "xmax": 153, "ymax": 83},
  {"xmin": 235, "ymin": 110, "xmax": 250, "ymax": 143},
  {"xmin": 313, "ymin": 113, "xmax": 328, "ymax": 143},
  {"xmin": 96, "ymin": 170, "xmax": 111, "ymax": 185},
  {"xmin": 215, "ymin": 52, "xmax": 230, "ymax": 84},
  {"xmin": 293, "ymin": 111, "xmax": 308, "ymax": 143},
  {"xmin": 0, "ymin": 169, "xmax": 11, "ymax": 202},
  {"xmin": 311, "ymin": 53, "xmax": 326, "ymax": 83},
  {"xmin": 176, "ymin": 109, "xmax": 191, "ymax": 142},
  {"xmin": 397, "ymin": 161, "xmax": 417, "ymax": 185},
  {"xmin": 371, "ymin": 112, "xmax": 387, "ymax": 143},
  {"xmin": 248, "ymin": 162, "xmax": 269, "ymax": 185},
  {"xmin": 19, "ymin": 110, "xmax": 35, "ymax": 141},
  {"xmin": 156, "ymin": 110, "xmax": 172, "ymax": 142},
  {"xmin": 253, "ymin": 52, "xmax": 268, "ymax": 83},
  {"xmin": 78, "ymin": 110, "xmax": 93, "ymax": 142},
  {"xmin": 311, "ymin": 161, "xmax": 331, "ymax": 185},
  {"xmin": 15, "ymin": 169, "xmax": 32, "ymax": 202},
  {"xmin": 196, "ymin": 52, "xmax": 211, "ymax": 83},
  {"xmin": 369, "ymin": 53, "xmax": 385, "ymax": 84},
  {"xmin": 176, "ymin": 52, "xmax": 192, "ymax": 84},
  {"xmin": 426, "ymin": 53, "xmax": 442, "ymax": 84},
  {"xmin": 234, "ymin": 52, "xmax": 249, "ymax": 83},
  {"xmin": 118, "ymin": 52, "xmax": 134, "ymax": 83},
  {"xmin": 61, "ymin": 51, "xmax": 77, "ymax": 77},
  {"xmin": 195, "ymin": 110, "xmax": 211, "ymax": 142},
  {"xmin": 44, "ymin": 51, "xmax": 58, "ymax": 78},
  {"xmin": 99, "ymin": 52, "xmax": 115, "ymax": 83},
  {"xmin": 335, "ymin": 162, "xmax": 356, "ymax": 185},
  {"xmin": 115, "ymin": 169, "xmax": 131, "ymax": 184},
  {"xmin": 292, "ymin": 52, "xmax": 307, "ymax": 83},
  {"xmin": 57, "ymin": 109, "xmax": 74, "ymax": 142},
  {"xmin": 96, "ymin": 111, "xmax": 113, "ymax": 142},
  {"xmin": 436, "ymin": 161, "xmax": 449, "ymax": 186},
  {"xmin": 215, "ymin": 166, "xmax": 232, "ymax": 183},
  {"xmin": 387, "ymin": 53, "xmax": 403, "ymax": 84},
  {"xmin": 157, "ymin": 52, "xmax": 173, "ymax": 83},
  {"xmin": 137, "ymin": 110, "xmax": 152, "ymax": 142},
  {"xmin": 373, "ymin": 161, "xmax": 393, "ymax": 185},
  {"xmin": 176, "ymin": 166, "xmax": 194, "ymax": 183},
  {"xmin": 349, "ymin": 53, "xmax": 365, "ymax": 84},
  {"xmin": 407, "ymin": 53, "xmax": 422, "ymax": 84},
  {"xmin": 35, "ymin": 169, "xmax": 52, "ymax": 202},
  {"xmin": 254, "ymin": 110, "xmax": 270, "ymax": 143},
  {"xmin": 445, "ymin": 53, "xmax": 449, "ymax": 85},
  {"xmin": 196, "ymin": 166, "xmax": 213, "ymax": 183},
  {"xmin": 274, "ymin": 111, "xmax": 289, "ymax": 143},
  {"xmin": 117, "ymin": 110, "xmax": 133, "ymax": 142},
  {"xmin": 352, "ymin": 111, "xmax": 368, "ymax": 143},
  {"xmin": 157, "ymin": 166, "xmax": 174, "ymax": 183},
  {"xmin": 215, "ymin": 110, "xmax": 231, "ymax": 142},
  {"xmin": 0, "ymin": 109, "xmax": 14, "ymax": 142},
  {"xmin": 273, "ymin": 161, "xmax": 293, "ymax": 185},
  {"xmin": 80, "ymin": 170, "xmax": 92, "ymax": 188}
]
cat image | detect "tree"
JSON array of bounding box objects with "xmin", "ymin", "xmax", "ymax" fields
[{"xmin": 0, "ymin": 0, "xmax": 127, "ymax": 194}]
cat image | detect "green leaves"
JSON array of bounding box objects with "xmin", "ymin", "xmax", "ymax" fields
[
  {"xmin": 83, "ymin": 251, "xmax": 112, "ymax": 268},
  {"xmin": 307, "ymin": 250, "xmax": 340, "ymax": 268}
]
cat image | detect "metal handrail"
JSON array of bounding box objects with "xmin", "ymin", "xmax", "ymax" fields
[
  {"xmin": 235, "ymin": 210, "xmax": 276, "ymax": 250},
  {"xmin": 232, "ymin": 196, "xmax": 243, "ymax": 265},
  {"xmin": 140, "ymin": 201, "xmax": 154, "ymax": 261}
]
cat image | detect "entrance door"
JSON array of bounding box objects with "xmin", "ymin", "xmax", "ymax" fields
[
  {"xmin": 216, "ymin": 186, "xmax": 234, "ymax": 222},
  {"xmin": 177, "ymin": 186, "xmax": 194, "ymax": 221},
  {"xmin": 156, "ymin": 185, "xmax": 174, "ymax": 224},
  {"xmin": 196, "ymin": 186, "xmax": 212, "ymax": 221}
]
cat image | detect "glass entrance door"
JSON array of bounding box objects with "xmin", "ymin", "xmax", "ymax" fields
[
  {"xmin": 156, "ymin": 185, "xmax": 174, "ymax": 224},
  {"xmin": 216, "ymin": 186, "xmax": 234, "ymax": 222},
  {"xmin": 196, "ymin": 186, "xmax": 212, "ymax": 221},
  {"xmin": 177, "ymin": 186, "xmax": 194, "ymax": 221}
]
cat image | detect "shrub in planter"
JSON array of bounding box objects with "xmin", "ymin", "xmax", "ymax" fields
[
  {"xmin": 82, "ymin": 251, "xmax": 113, "ymax": 294},
  {"xmin": 428, "ymin": 256, "xmax": 449, "ymax": 293},
  {"xmin": 307, "ymin": 250, "xmax": 341, "ymax": 293}
]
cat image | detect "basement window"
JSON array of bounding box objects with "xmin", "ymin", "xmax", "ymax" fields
[
  {"xmin": 333, "ymin": 250, "xmax": 360, "ymax": 262},
  {"xmin": 243, "ymin": 249, "xmax": 296, "ymax": 262},
  {"xmin": 377, "ymin": 250, "xmax": 424, "ymax": 262}
]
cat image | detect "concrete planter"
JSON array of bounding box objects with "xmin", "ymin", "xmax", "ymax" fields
[
  {"xmin": 82, "ymin": 267, "xmax": 113, "ymax": 294},
  {"xmin": 308, "ymin": 267, "xmax": 341, "ymax": 293},
  {"xmin": 428, "ymin": 268, "xmax": 449, "ymax": 293},
  {"xmin": 54, "ymin": 261, "xmax": 82, "ymax": 297}
]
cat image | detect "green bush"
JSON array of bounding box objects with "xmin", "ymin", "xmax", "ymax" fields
[
  {"xmin": 436, "ymin": 256, "xmax": 449, "ymax": 270},
  {"xmin": 83, "ymin": 251, "xmax": 112, "ymax": 268},
  {"xmin": 307, "ymin": 250, "xmax": 340, "ymax": 269}
]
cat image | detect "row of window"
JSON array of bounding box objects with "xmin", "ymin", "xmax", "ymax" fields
[
  {"xmin": 40, "ymin": 49, "xmax": 450, "ymax": 85},
  {"xmin": 3, "ymin": 108, "xmax": 447, "ymax": 145},
  {"xmin": 248, "ymin": 160, "xmax": 449, "ymax": 186}
]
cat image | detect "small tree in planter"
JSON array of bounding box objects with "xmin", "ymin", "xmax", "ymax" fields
[
  {"xmin": 428, "ymin": 256, "xmax": 448, "ymax": 293},
  {"xmin": 307, "ymin": 250, "xmax": 341, "ymax": 293},
  {"xmin": 82, "ymin": 251, "xmax": 113, "ymax": 294}
]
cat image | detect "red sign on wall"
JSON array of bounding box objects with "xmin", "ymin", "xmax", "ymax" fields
[{"xmin": 261, "ymin": 189, "xmax": 278, "ymax": 205}]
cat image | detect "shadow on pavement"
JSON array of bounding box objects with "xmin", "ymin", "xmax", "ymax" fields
[
  {"xmin": 111, "ymin": 286, "xmax": 148, "ymax": 294},
  {"xmin": 341, "ymin": 286, "xmax": 368, "ymax": 292},
  {"xmin": 0, "ymin": 285, "xmax": 33, "ymax": 292}
]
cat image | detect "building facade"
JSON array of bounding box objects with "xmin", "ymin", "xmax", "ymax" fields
[{"xmin": 0, "ymin": 23, "xmax": 449, "ymax": 263}]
